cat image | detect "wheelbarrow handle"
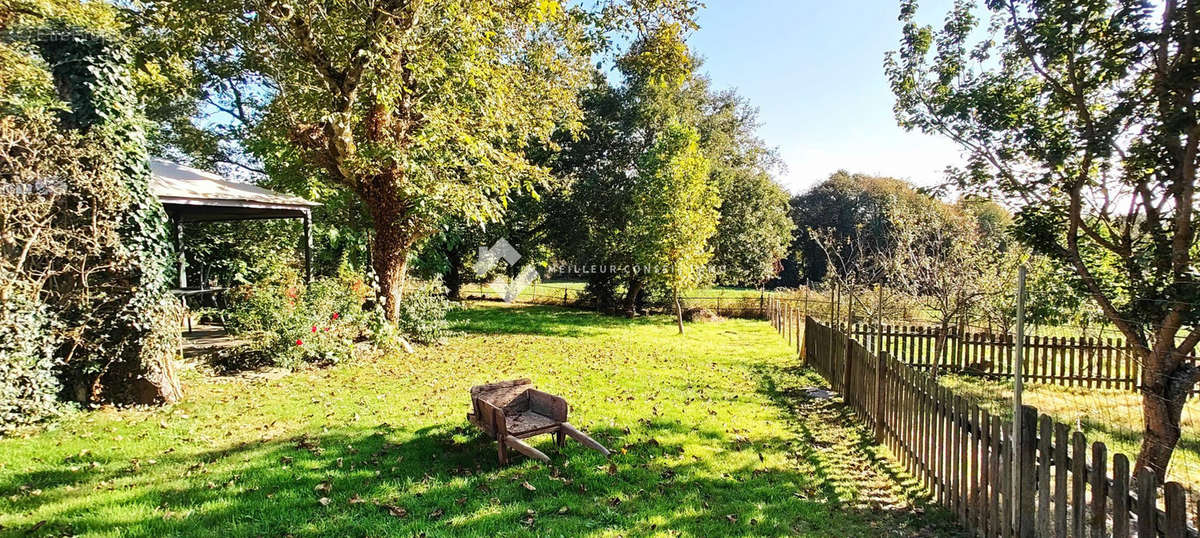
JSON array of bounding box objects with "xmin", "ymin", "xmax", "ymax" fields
[{"xmin": 560, "ymin": 422, "xmax": 611, "ymax": 457}]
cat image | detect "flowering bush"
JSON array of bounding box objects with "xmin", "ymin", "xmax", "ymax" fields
[{"xmin": 220, "ymin": 266, "xmax": 451, "ymax": 369}]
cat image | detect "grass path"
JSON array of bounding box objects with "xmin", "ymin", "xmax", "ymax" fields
[{"xmin": 1, "ymin": 303, "xmax": 959, "ymax": 536}]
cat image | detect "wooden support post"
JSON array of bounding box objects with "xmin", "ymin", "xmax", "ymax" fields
[
  {"xmin": 302, "ymin": 211, "xmax": 313, "ymax": 284},
  {"xmin": 171, "ymin": 214, "xmax": 187, "ymax": 289},
  {"xmin": 828, "ymin": 284, "xmax": 836, "ymax": 326}
]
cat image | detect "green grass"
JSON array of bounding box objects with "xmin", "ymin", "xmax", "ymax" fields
[{"xmin": 1, "ymin": 303, "xmax": 959, "ymax": 537}]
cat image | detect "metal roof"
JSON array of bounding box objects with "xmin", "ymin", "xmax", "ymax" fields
[{"xmin": 150, "ymin": 159, "xmax": 319, "ymax": 222}]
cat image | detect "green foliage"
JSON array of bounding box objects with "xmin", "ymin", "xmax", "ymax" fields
[
  {"xmin": 223, "ymin": 268, "xmax": 382, "ymax": 369},
  {"xmin": 31, "ymin": 27, "xmax": 182, "ymax": 403},
  {"xmin": 710, "ymin": 166, "xmax": 793, "ymax": 286},
  {"xmin": 0, "ymin": 280, "xmax": 65, "ymax": 435},
  {"xmin": 134, "ymin": 0, "xmax": 672, "ymax": 320},
  {"xmin": 550, "ymin": 49, "xmax": 787, "ymax": 311},
  {"xmin": 886, "ymin": 0, "xmax": 1200, "ymax": 474},
  {"xmin": 786, "ymin": 171, "xmax": 948, "ymax": 285},
  {"xmin": 630, "ymin": 123, "xmax": 718, "ymax": 298},
  {"xmin": 394, "ymin": 278, "xmax": 454, "ymax": 345},
  {"xmin": 180, "ymin": 219, "xmax": 302, "ymax": 287}
]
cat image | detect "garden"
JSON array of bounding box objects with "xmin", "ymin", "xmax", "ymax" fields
[{"xmin": 0, "ymin": 304, "xmax": 962, "ymax": 536}]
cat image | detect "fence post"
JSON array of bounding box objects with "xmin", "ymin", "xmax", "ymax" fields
[
  {"xmin": 841, "ymin": 326, "xmax": 853, "ymax": 397},
  {"xmin": 828, "ymin": 285, "xmax": 836, "ymax": 326},
  {"xmin": 1016, "ymin": 405, "xmax": 1037, "ymax": 537},
  {"xmin": 874, "ymin": 351, "xmax": 888, "ymax": 443},
  {"xmin": 1012, "ymin": 265, "xmax": 1027, "ymax": 535}
]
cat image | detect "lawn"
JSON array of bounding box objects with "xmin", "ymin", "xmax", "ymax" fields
[
  {"xmin": 0, "ymin": 303, "xmax": 959, "ymax": 537},
  {"xmin": 940, "ymin": 375, "xmax": 1200, "ymax": 491}
]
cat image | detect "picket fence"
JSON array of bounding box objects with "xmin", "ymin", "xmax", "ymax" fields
[
  {"xmin": 772, "ymin": 305, "xmax": 1199, "ymax": 537},
  {"xmin": 846, "ymin": 324, "xmax": 1145, "ymax": 391}
]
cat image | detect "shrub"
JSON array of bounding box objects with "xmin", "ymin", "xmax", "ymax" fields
[
  {"xmin": 221, "ymin": 266, "xmax": 446, "ymax": 369},
  {"xmin": 396, "ymin": 278, "xmax": 454, "ymax": 345}
]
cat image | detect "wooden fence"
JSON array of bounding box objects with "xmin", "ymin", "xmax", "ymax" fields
[
  {"xmin": 780, "ymin": 306, "xmax": 1198, "ymax": 537},
  {"xmin": 846, "ymin": 324, "xmax": 1145, "ymax": 391}
]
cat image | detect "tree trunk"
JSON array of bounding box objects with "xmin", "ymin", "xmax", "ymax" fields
[
  {"xmin": 1136, "ymin": 349, "xmax": 1198, "ymax": 483},
  {"xmin": 931, "ymin": 321, "xmax": 950, "ymax": 379},
  {"xmin": 674, "ymin": 288, "xmax": 684, "ymax": 334},
  {"xmin": 445, "ymin": 246, "xmax": 464, "ymax": 301},
  {"xmin": 364, "ymin": 178, "xmax": 417, "ymax": 322},
  {"xmin": 624, "ymin": 278, "xmax": 643, "ymax": 318}
]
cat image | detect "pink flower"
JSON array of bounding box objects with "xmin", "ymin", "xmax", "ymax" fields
[
  {"xmin": 311, "ymin": 325, "xmax": 317, "ymax": 333},
  {"xmin": 332, "ymin": 312, "xmax": 340, "ymax": 320},
  {"xmin": 295, "ymin": 339, "xmax": 303, "ymax": 346}
]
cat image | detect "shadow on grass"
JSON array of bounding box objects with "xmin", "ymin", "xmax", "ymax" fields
[
  {"xmin": 753, "ymin": 363, "xmax": 963, "ymax": 536},
  {"xmin": 0, "ymin": 416, "xmax": 955, "ymax": 537}
]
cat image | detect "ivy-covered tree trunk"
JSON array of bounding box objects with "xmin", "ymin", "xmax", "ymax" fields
[
  {"xmin": 363, "ymin": 175, "xmax": 418, "ymax": 322},
  {"xmin": 36, "ymin": 30, "xmax": 182, "ymax": 405}
]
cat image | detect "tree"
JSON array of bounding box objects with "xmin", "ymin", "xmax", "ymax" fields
[
  {"xmin": 2, "ymin": 2, "xmax": 183, "ymax": 409},
  {"xmin": 629, "ymin": 123, "xmax": 718, "ymax": 333},
  {"xmin": 887, "ymin": 208, "xmax": 997, "ymax": 377},
  {"xmin": 136, "ymin": 0, "xmax": 609, "ymax": 321},
  {"xmin": 784, "ymin": 171, "xmax": 945, "ymax": 286},
  {"xmin": 888, "ymin": 0, "xmax": 1200, "ymax": 479},
  {"xmin": 702, "ymin": 92, "xmax": 793, "ymax": 287}
]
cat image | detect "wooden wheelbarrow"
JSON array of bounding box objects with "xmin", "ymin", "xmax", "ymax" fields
[{"xmin": 466, "ymin": 379, "xmax": 611, "ymax": 465}]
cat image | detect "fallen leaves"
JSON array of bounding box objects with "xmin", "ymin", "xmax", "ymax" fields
[{"xmin": 380, "ymin": 504, "xmax": 408, "ymax": 518}]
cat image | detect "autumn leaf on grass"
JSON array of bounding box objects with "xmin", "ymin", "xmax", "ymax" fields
[
  {"xmin": 380, "ymin": 504, "xmax": 407, "ymax": 518},
  {"xmin": 521, "ymin": 481, "xmax": 536, "ymax": 491},
  {"xmin": 429, "ymin": 508, "xmax": 444, "ymax": 520},
  {"xmin": 318, "ymin": 497, "xmax": 331, "ymax": 506},
  {"xmin": 348, "ymin": 494, "xmax": 366, "ymax": 504},
  {"xmin": 314, "ymin": 481, "xmax": 331, "ymax": 494},
  {"xmin": 725, "ymin": 514, "xmax": 738, "ymax": 523}
]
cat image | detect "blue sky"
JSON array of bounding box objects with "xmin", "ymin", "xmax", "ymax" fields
[{"xmin": 689, "ymin": 0, "xmax": 964, "ymax": 193}]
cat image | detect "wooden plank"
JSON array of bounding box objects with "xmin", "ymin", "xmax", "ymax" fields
[
  {"xmin": 979, "ymin": 410, "xmax": 988, "ymax": 535},
  {"xmin": 1001, "ymin": 425, "xmax": 1013, "ymax": 538},
  {"xmin": 1090, "ymin": 441, "xmax": 1106, "ymax": 538},
  {"xmin": 1018, "ymin": 406, "xmax": 1037, "ymax": 538},
  {"xmin": 1134, "ymin": 468, "xmax": 1155, "ymax": 538},
  {"xmin": 1165, "ymin": 481, "xmax": 1186, "ymax": 538},
  {"xmin": 991, "ymin": 417, "xmax": 1003, "ymax": 538},
  {"xmin": 971, "ymin": 403, "xmax": 982, "ymax": 535},
  {"xmin": 1037, "ymin": 414, "xmax": 1052, "ymax": 537},
  {"xmin": 938, "ymin": 386, "xmax": 947, "ymax": 504},
  {"xmin": 1072, "ymin": 431, "xmax": 1087, "ymax": 537},
  {"xmin": 958, "ymin": 395, "xmax": 969, "ymax": 526},
  {"xmin": 1112, "ymin": 452, "xmax": 1130, "ymax": 538},
  {"xmin": 1055, "ymin": 422, "xmax": 1069, "ymax": 536}
]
